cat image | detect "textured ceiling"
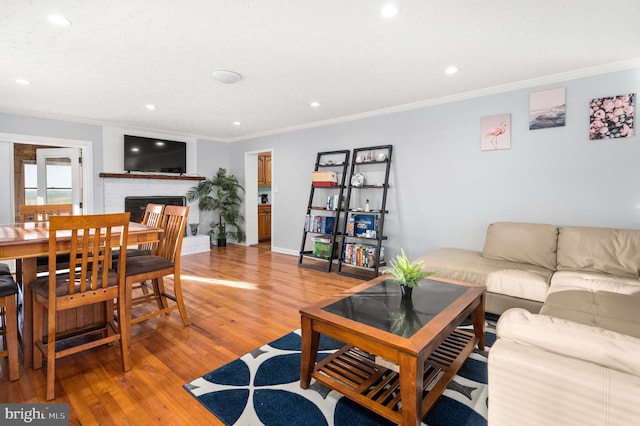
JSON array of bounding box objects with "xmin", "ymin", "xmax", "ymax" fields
[{"xmin": 1, "ymin": 0, "xmax": 640, "ymax": 142}]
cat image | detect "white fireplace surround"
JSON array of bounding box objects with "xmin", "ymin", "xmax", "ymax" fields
[{"xmin": 102, "ymin": 177, "xmax": 209, "ymax": 255}]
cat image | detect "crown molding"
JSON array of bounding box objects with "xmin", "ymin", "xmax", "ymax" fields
[{"xmin": 229, "ymin": 58, "xmax": 640, "ymax": 142}]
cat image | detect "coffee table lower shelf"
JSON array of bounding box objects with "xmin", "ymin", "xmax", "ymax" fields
[{"xmin": 311, "ymin": 329, "xmax": 477, "ymax": 424}]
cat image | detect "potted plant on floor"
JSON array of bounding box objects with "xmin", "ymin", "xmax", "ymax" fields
[
  {"xmin": 385, "ymin": 249, "xmax": 436, "ymax": 299},
  {"xmin": 186, "ymin": 167, "xmax": 246, "ymax": 248}
]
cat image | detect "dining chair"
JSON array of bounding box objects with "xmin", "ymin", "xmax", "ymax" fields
[
  {"xmin": 112, "ymin": 203, "xmax": 165, "ymax": 297},
  {"xmin": 0, "ymin": 263, "xmax": 10, "ymax": 275},
  {"xmin": 30, "ymin": 213, "xmax": 131, "ymax": 400},
  {"xmin": 113, "ymin": 203, "xmax": 165, "ymax": 260},
  {"xmin": 17, "ymin": 204, "xmax": 74, "ymax": 276},
  {"xmin": 123, "ymin": 205, "xmax": 190, "ymax": 331},
  {"xmin": 0, "ymin": 264, "xmax": 19, "ymax": 381}
]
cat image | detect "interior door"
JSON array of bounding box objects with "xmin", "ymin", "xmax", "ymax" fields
[{"xmin": 36, "ymin": 148, "xmax": 83, "ymax": 214}]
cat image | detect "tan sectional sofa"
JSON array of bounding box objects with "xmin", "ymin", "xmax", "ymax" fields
[
  {"xmin": 417, "ymin": 222, "xmax": 640, "ymax": 315},
  {"xmin": 418, "ymin": 222, "xmax": 640, "ymax": 425}
]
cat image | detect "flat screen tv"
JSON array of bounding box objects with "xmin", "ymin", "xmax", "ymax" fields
[{"xmin": 124, "ymin": 135, "xmax": 187, "ymax": 174}]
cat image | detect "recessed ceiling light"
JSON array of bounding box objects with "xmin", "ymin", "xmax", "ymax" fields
[
  {"xmin": 146, "ymin": 104, "xmax": 156, "ymax": 110},
  {"xmin": 381, "ymin": 4, "xmax": 400, "ymax": 18},
  {"xmin": 212, "ymin": 70, "xmax": 243, "ymax": 84},
  {"xmin": 47, "ymin": 14, "xmax": 72, "ymax": 26},
  {"xmin": 233, "ymin": 121, "xmax": 241, "ymax": 126},
  {"xmin": 15, "ymin": 78, "xmax": 31, "ymax": 85},
  {"xmin": 310, "ymin": 101, "xmax": 320, "ymax": 108},
  {"xmin": 445, "ymin": 66, "xmax": 459, "ymax": 75}
]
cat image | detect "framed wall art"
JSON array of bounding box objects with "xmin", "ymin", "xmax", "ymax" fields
[
  {"xmin": 530, "ymin": 87, "xmax": 566, "ymax": 130},
  {"xmin": 589, "ymin": 93, "xmax": 635, "ymax": 140},
  {"xmin": 481, "ymin": 113, "xmax": 511, "ymax": 151}
]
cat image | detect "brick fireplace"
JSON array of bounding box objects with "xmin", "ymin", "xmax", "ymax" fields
[{"xmin": 101, "ymin": 173, "xmax": 209, "ymax": 254}]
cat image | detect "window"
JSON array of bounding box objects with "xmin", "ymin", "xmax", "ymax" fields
[
  {"xmin": 43, "ymin": 158, "xmax": 72, "ymax": 204},
  {"xmin": 23, "ymin": 162, "xmax": 37, "ymax": 205},
  {"xmin": 23, "ymin": 158, "xmax": 73, "ymax": 205}
]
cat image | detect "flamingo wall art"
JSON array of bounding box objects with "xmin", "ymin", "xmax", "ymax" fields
[{"xmin": 481, "ymin": 113, "xmax": 511, "ymax": 151}]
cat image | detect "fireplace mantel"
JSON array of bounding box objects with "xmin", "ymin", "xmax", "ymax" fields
[{"xmin": 99, "ymin": 173, "xmax": 205, "ymax": 181}]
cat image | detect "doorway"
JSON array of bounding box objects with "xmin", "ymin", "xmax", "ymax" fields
[
  {"xmin": 13, "ymin": 144, "xmax": 84, "ymax": 220},
  {"xmin": 244, "ymin": 149, "xmax": 273, "ymax": 248}
]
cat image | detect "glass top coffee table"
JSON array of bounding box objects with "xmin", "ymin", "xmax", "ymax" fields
[{"xmin": 299, "ymin": 275, "xmax": 486, "ymax": 426}]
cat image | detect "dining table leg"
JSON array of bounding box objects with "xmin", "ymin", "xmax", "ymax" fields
[{"xmin": 19, "ymin": 258, "xmax": 36, "ymax": 368}]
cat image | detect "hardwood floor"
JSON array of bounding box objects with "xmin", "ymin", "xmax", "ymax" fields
[{"xmin": 0, "ymin": 245, "xmax": 363, "ymax": 425}]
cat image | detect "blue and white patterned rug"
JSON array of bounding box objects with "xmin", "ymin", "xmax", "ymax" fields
[{"xmin": 184, "ymin": 318, "xmax": 497, "ymax": 425}]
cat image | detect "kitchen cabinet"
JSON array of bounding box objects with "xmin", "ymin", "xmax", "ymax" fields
[
  {"xmin": 258, "ymin": 204, "xmax": 271, "ymax": 241},
  {"xmin": 258, "ymin": 153, "xmax": 272, "ymax": 186}
]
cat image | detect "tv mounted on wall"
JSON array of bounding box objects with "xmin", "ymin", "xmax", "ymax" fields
[{"xmin": 124, "ymin": 135, "xmax": 187, "ymax": 174}]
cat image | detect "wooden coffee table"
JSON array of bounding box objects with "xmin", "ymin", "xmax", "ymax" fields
[{"xmin": 300, "ymin": 275, "xmax": 485, "ymax": 426}]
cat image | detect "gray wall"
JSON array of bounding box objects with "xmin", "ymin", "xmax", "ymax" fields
[
  {"xmin": 193, "ymin": 138, "xmax": 230, "ymax": 232},
  {"xmin": 230, "ymin": 67, "xmax": 640, "ymax": 260}
]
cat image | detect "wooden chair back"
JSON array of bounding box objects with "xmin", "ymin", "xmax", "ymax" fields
[
  {"xmin": 141, "ymin": 203, "xmax": 164, "ymax": 227},
  {"xmin": 137, "ymin": 204, "xmax": 165, "ymax": 253},
  {"xmin": 19, "ymin": 204, "xmax": 73, "ymax": 222},
  {"xmin": 46, "ymin": 213, "xmax": 130, "ymax": 300},
  {"xmin": 157, "ymin": 205, "xmax": 189, "ymax": 264},
  {"xmin": 17, "ymin": 204, "xmax": 74, "ymax": 274}
]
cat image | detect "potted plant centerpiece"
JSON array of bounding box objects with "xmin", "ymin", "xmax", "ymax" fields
[
  {"xmin": 386, "ymin": 249, "xmax": 436, "ymax": 299},
  {"xmin": 186, "ymin": 167, "xmax": 246, "ymax": 248}
]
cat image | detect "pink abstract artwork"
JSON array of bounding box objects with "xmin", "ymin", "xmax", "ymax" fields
[{"xmin": 589, "ymin": 93, "xmax": 635, "ymax": 140}]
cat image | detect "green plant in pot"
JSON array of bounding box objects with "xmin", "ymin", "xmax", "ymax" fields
[
  {"xmin": 386, "ymin": 249, "xmax": 436, "ymax": 299},
  {"xmin": 186, "ymin": 167, "xmax": 246, "ymax": 248}
]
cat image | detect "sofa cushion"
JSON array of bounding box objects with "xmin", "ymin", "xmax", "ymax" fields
[
  {"xmin": 497, "ymin": 308, "xmax": 640, "ymax": 376},
  {"xmin": 485, "ymin": 269, "xmax": 549, "ymax": 303},
  {"xmin": 556, "ymin": 226, "xmax": 640, "ymax": 277},
  {"xmin": 417, "ymin": 248, "xmax": 553, "ymax": 292},
  {"xmin": 542, "ymin": 270, "xmax": 640, "ymax": 337},
  {"xmin": 541, "ymin": 290, "xmax": 640, "ymax": 338},
  {"xmin": 549, "ymin": 270, "xmax": 640, "ymax": 294},
  {"xmin": 482, "ymin": 222, "xmax": 558, "ymax": 270}
]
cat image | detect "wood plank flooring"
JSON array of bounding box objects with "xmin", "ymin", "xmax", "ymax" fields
[{"xmin": 0, "ymin": 245, "xmax": 363, "ymax": 425}]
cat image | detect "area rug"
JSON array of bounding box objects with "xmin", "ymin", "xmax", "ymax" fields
[{"xmin": 184, "ymin": 318, "xmax": 497, "ymax": 425}]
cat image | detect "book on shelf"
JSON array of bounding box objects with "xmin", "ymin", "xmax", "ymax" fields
[
  {"xmin": 326, "ymin": 194, "xmax": 341, "ymax": 210},
  {"xmin": 347, "ymin": 214, "xmax": 378, "ymax": 237},
  {"xmin": 304, "ymin": 214, "xmax": 336, "ymax": 234},
  {"xmin": 342, "ymin": 243, "xmax": 384, "ymax": 268}
]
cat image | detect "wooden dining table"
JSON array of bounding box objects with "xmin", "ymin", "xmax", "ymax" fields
[{"xmin": 0, "ymin": 220, "xmax": 163, "ymax": 367}]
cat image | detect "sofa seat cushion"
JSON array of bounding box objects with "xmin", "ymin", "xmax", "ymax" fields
[
  {"xmin": 541, "ymin": 271, "xmax": 640, "ymax": 337},
  {"xmin": 497, "ymin": 308, "xmax": 640, "ymax": 376},
  {"xmin": 485, "ymin": 269, "xmax": 550, "ymax": 302},
  {"xmin": 417, "ymin": 248, "xmax": 553, "ymax": 296},
  {"xmin": 549, "ymin": 270, "xmax": 640, "ymax": 294},
  {"xmin": 557, "ymin": 226, "xmax": 640, "ymax": 277},
  {"xmin": 482, "ymin": 222, "xmax": 558, "ymax": 270}
]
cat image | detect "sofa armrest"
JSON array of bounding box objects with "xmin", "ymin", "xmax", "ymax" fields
[{"xmin": 497, "ymin": 308, "xmax": 640, "ymax": 376}]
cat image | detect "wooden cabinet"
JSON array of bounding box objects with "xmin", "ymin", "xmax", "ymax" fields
[
  {"xmin": 258, "ymin": 204, "xmax": 271, "ymax": 241},
  {"xmin": 258, "ymin": 153, "xmax": 272, "ymax": 186}
]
